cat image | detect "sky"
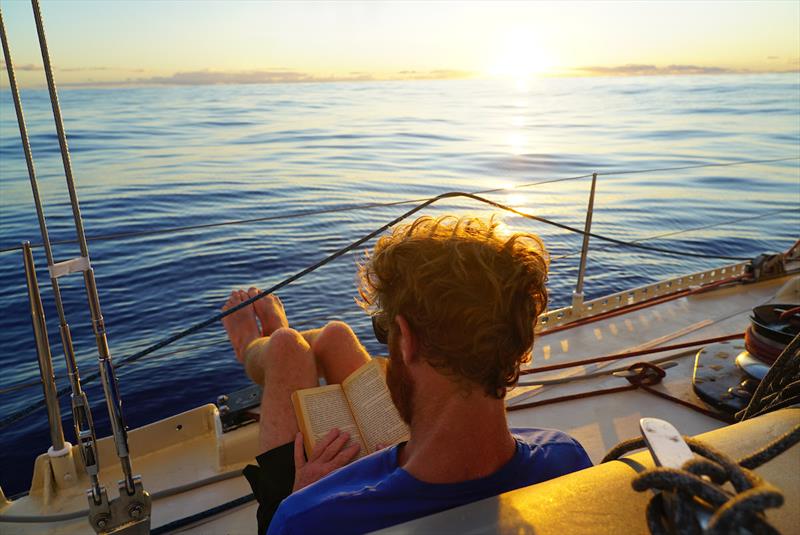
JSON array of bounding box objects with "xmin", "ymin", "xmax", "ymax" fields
[{"xmin": 0, "ymin": 0, "xmax": 798, "ymax": 87}]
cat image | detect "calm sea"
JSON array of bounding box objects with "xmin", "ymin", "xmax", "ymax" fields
[{"xmin": 1, "ymin": 75, "xmax": 798, "ymax": 495}]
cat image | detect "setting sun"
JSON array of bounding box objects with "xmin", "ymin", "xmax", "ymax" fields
[{"xmin": 485, "ymin": 29, "xmax": 558, "ymax": 81}]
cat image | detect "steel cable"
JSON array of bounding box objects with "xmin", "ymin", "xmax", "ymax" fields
[
  {"xmin": 0, "ymin": 189, "xmax": 769, "ymax": 430},
  {"xmin": 551, "ymin": 208, "xmax": 797, "ymax": 261},
  {"xmin": 1, "ymin": 156, "xmax": 796, "ymax": 256}
]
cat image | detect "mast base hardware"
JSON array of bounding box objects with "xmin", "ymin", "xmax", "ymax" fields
[
  {"xmin": 88, "ymin": 476, "xmax": 151, "ymax": 535},
  {"xmin": 216, "ymin": 383, "xmax": 263, "ymax": 432},
  {"xmin": 47, "ymin": 441, "xmax": 78, "ymax": 489},
  {"xmin": 48, "ymin": 256, "xmax": 91, "ymax": 279}
]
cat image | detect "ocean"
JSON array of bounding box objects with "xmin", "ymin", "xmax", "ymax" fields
[{"xmin": 1, "ymin": 74, "xmax": 798, "ymax": 495}]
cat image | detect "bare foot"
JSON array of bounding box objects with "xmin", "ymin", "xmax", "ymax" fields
[
  {"xmin": 248, "ymin": 287, "xmax": 289, "ymax": 336},
  {"xmin": 221, "ymin": 290, "xmax": 261, "ymax": 364}
]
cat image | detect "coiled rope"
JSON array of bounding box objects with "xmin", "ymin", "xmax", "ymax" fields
[
  {"xmin": 738, "ymin": 333, "xmax": 800, "ymax": 421},
  {"xmin": 600, "ymin": 338, "xmax": 800, "ymax": 535},
  {"xmin": 601, "ymin": 425, "xmax": 800, "ymax": 535}
]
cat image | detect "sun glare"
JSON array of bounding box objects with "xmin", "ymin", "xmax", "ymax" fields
[
  {"xmin": 508, "ymin": 133, "xmax": 527, "ymax": 155},
  {"xmin": 486, "ymin": 30, "xmax": 556, "ymax": 84}
]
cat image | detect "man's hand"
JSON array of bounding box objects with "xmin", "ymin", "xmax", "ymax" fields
[{"xmin": 292, "ymin": 429, "xmax": 361, "ymax": 492}]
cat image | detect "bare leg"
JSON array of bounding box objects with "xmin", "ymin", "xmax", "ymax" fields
[
  {"xmin": 311, "ymin": 321, "xmax": 370, "ymax": 385},
  {"xmin": 222, "ymin": 290, "xmax": 318, "ymax": 453},
  {"xmin": 248, "ymin": 289, "xmax": 370, "ymax": 384},
  {"xmin": 254, "ymin": 328, "xmax": 317, "ymax": 452},
  {"xmin": 224, "ymin": 288, "xmax": 374, "ymax": 453}
]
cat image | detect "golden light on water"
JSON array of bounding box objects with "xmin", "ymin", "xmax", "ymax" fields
[
  {"xmin": 494, "ymin": 220, "xmax": 513, "ymax": 238},
  {"xmin": 504, "ymin": 192, "xmax": 529, "ymax": 207},
  {"xmin": 484, "ymin": 179, "xmax": 516, "ymax": 191},
  {"xmin": 508, "ymin": 133, "xmax": 527, "ymax": 155}
]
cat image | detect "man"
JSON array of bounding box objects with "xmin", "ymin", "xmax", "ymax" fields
[{"xmin": 222, "ymin": 215, "xmax": 592, "ymax": 535}]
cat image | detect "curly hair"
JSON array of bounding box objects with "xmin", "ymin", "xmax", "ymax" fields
[{"xmin": 358, "ymin": 214, "xmax": 549, "ymax": 399}]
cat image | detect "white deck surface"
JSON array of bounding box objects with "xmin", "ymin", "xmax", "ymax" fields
[{"xmin": 1, "ymin": 273, "xmax": 797, "ymax": 534}]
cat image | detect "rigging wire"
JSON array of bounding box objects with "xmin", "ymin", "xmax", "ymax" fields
[
  {"xmin": 0, "ymin": 189, "xmax": 766, "ymax": 430},
  {"xmin": 0, "ymin": 173, "xmax": 592, "ymax": 255},
  {"xmin": 1, "ymin": 156, "xmax": 796, "ymax": 256},
  {"xmin": 550, "ymin": 207, "xmax": 797, "ymax": 261},
  {"xmin": 0, "ymin": 190, "xmax": 793, "ymax": 420},
  {"xmin": 0, "ymin": 379, "xmax": 42, "ymax": 396},
  {"xmin": 0, "ymin": 304, "xmax": 366, "ymax": 396},
  {"xmin": 594, "ymin": 156, "xmax": 799, "ymax": 176}
]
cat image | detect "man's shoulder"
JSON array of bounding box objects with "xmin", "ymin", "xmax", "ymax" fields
[
  {"xmin": 512, "ymin": 426, "xmax": 584, "ymax": 448},
  {"xmin": 511, "ymin": 427, "xmax": 593, "ymax": 477}
]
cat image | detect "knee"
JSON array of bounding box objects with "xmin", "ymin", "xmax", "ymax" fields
[
  {"xmin": 267, "ymin": 328, "xmax": 308, "ymax": 356},
  {"xmin": 316, "ymin": 321, "xmax": 358, "ymax": 350},
  {"xmin": 259, "ymin": 327, "xmax": 313, "ymax": 375}
]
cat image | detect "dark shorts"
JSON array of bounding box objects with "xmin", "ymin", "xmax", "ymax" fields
[{"xmin": 242, "ymin": 442, "xmax": 295, "ymax": 534}]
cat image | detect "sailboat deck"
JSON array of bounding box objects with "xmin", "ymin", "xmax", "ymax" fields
[
  {"xmin": 1, "ymin": 273, "xmax": 797, "ymax": 534},
  {"xmin": 509, "ymin": 274, "xmax": 798, "ymax": 462}
]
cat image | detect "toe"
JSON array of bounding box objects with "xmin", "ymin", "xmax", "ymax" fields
[{"xmin": 222, "ymin": 290, "xmax": 238, "ymax": 310}]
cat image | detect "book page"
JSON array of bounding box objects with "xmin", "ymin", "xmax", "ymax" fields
[
  {"xmin": 292, "ymin": 385, "xmax": 367, "ymax": 459},
  {"xmin": 343, "ymin": 359, "xmax": 410, "ymax": 455}
]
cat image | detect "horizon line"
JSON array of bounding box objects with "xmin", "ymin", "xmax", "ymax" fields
[{"xmin": 1, "ymin": 64, "xmax": 799, "ymax": 90}]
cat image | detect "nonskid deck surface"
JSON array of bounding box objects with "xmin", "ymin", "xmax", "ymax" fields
[
  {"xmin": 508, "ymin": 274, "xmax": 797, "ymax": 462},
  {"xmin": 1, "ymin": 274, "xmax": 797, "ymax": 534}
]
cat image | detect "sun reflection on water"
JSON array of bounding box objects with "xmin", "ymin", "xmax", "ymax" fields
[{"xmin": 508, "ymin": 133, "xmax": 527, "ymax": 155}]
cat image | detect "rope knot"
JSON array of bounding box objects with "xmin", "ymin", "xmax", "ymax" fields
[
  {"xmin": 625, "ymin": 362, "xmax": 666, "ymax": 386},
  {"xmin": 630, "ymin": 438, "xmax": 785, "ymax": 535}
]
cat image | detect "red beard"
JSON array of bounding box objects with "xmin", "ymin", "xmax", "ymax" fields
[{"xmin": 386, "ymin": 335, "xmax": 415, "ymax": 425}]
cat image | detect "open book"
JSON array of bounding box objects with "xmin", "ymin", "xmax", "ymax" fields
[{"xmin": 292, "ymin": 358, "xmax": 410, "ymax": 459}]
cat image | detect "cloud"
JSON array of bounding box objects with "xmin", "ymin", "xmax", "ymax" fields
[
  {"xmin": 60, "ymin": 66, "xmax": 112, "ymax": 72},
  {"xmin": 0, "ymin": 62, "xmax": 41, "ymax": 71},
  {"xmin": 0, "ymin": 62, "xmax": 145, "ymax": 73},
  {"xmin": 395, "ymin": 69, "xmax": 471, "ymax": 80},
  {"xmin": 61, "ymin": 66, "xmax": 148, "ymax": 73},
  {"xmin": 135, "ymin": 69, "xmax": 374, "ymax": 85},
  {"xmin": 574, "ymin": 63, "xmax": 741, "ymax": 76},
  {"xmin": 129, "ymin": 68, "xmax": 473, "ymax": 86}
]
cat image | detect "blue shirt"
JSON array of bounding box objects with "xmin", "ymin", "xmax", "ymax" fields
[{"xmin": 267, "ymin": 428, "xmax": 592, "ymax": 534}]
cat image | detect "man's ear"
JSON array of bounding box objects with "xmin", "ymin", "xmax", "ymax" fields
[{"xmin": 394, "ymin": 314, "xmax": 418, "ymax": 365}]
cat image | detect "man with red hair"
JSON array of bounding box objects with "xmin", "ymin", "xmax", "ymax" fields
[{"xmin": 222, "ymin": 215, "xmax": 591, "ymax": 534}]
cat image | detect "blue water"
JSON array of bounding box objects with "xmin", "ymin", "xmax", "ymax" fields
[{"xmin": 1, "ymin": 75, "xmax": 798, "ymax": 495}]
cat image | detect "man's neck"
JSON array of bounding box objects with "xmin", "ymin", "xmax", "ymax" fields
[{"xmin": 397, "ymin": 381, "xmax": 516, "ymax": 484}]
